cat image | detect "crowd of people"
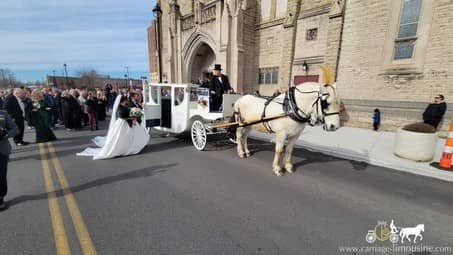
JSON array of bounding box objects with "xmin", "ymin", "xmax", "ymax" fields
[
  {"xmin": 0, "ymin": 86, "xmax": 144, "ymax": 145},
  {"xmin": 0, "ymin": 85, "xmax": 145, "ymax": 210}
]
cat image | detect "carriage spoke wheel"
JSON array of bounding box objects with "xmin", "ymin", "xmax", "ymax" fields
[{"xmin": 191, "ymin": 120, "xmax": 207, "ymax": 151}]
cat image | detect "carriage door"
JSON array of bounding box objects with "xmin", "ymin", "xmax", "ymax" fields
[
  {"xmin": 143, "ymin": 84, "xmax": 161, "ymax": 127},
  {"xmin": 160, "ymin": 86, "xmax": 172, "ymax": 128}
]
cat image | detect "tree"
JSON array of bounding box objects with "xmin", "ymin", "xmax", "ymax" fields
[
  {"xmin": 77, "ymin": 69, "xmax": 105, "ymax": 89},
  {"xmin": 0, "ymin": 68, "xmax": 19, "ymax": 88}
]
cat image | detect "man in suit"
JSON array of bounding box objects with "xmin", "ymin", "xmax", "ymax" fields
[
  {"xmin": 128, "ymin": 92, "xmax": 143, "ymax": 109},
  {"xmin": 0, "ymin": 110, "xmax": 18, "ymax": 210},
  {"xmin": 209, "ymin": 64, "xmax": 232, "ymax": 112},
  {"xmin": 3, "ymin": 88, "xmax": 28, "ymax": 146}
]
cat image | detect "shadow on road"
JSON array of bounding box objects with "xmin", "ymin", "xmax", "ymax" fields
[
  {"xmin": 7, "ymin": 163, "xmax": 176, "ymax": 207},
  {"xmin": 247, "ymin": 139, "xmax": 369, "ymax": 173}
]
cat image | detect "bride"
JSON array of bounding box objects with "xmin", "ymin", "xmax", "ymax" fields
[{"xmin": 77, "ymin": 95, "xmax": 149, "ymax": 160}]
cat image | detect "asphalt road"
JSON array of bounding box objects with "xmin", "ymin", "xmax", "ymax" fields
[{"xmin": 0, "ymin": 124, "xmax": 452, "ymax": 255}]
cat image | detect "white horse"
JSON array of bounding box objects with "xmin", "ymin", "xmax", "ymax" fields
[
  {"xmin": 233, "ymin": 67, "xmax": 341, "ymax": 176},
  {"xmin": 399, "ymin": 224, "xmax": 424, "ymax": 244}
]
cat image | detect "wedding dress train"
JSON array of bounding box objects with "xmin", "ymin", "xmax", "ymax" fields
[{"xmin": 77, "ymin": 96, "xmax": 149, "ymax": 160}]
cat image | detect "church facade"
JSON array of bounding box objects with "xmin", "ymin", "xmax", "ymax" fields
[{"xmin": 147, "ymin": 0, "xmax": 453, "ymax": 131}]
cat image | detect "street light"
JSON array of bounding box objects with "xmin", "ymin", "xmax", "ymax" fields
[
  {"xmin": 125, "ymin": 66, "xmax": 130, "ymax": 88},
  {"xmin": 52, "ymin": 70, "xmax": 57, "ymax": 87},
  {"xmin": 153, "ymin": 3, "xmax": 163, "ymax": 83},
  {"xmin": 63, "ymin": 63, "xmax": 68, "ymax": 89}
]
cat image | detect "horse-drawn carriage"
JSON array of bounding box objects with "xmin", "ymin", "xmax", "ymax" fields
[
  {"xmin": 142, "ymin": 83, "xmax": 241, "ymax": 150},
  {"xmin": 143, "ymin": 65, "xmax": 342, "ymax": 176}
]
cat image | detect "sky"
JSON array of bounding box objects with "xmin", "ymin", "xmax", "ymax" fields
[{"xmin": 0, "ymin": 0, "xmax": 156, "ymax": 82}]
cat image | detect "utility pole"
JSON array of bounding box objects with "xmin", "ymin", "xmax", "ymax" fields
[
  {"xmin": 125, "ymin": 66, "xmax": 130, "ymax": 88},
  {"xmin": 52, "ymin": 70, "xmax": 57, "ymax": 87},
  {"xmin": 63, "ymin": 63, "xmax": 68, "ymax": 89}
]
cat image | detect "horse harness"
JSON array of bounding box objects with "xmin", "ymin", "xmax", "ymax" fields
[{"xmin": 258, "ymin": 85, "xmax": 339, "ymax": 133}]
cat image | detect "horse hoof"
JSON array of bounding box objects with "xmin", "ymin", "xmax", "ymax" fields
[
  {"xmin": 285, "ymin": 165, "xmax": 294, "ymax": 173},
  {"xmin": 273, "ymin": 171, "xmax": 283, "ymax": 176},
  {"xmin": 273, "ymin": 167, "xmax": 283, "ymax": 176},
  {"xmin": 245, "ymin": 152, "xmax": 251, "ymax": 158}
]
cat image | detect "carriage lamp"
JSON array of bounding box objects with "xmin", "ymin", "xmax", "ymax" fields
[{"xmin": 302, "ymin": 61, "xmax": 309, "ymax": 72}]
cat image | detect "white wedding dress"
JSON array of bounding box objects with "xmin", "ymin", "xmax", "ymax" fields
[{"xmin": 77, "ymin": 96, "xmax": 150, "ymax": 160}]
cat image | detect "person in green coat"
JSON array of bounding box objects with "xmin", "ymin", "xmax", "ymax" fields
[{"xmin": 30, "ymin": 90, "xmax": 56, "ymax": 143}]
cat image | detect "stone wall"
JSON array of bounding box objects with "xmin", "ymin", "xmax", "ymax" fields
[
  {"xmin": 336, "ymin": 0, "xmax": 453, "ymax": 131},
  {"xmin": 242, "ymin": 0, "xmax": 258, "ymax": 94},
  {"xmin": 149, "ymin": 0, "xmax": 453, "ymax": 132}
]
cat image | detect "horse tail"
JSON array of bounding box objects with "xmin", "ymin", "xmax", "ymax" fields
[{"xmin": 320, "ymin": 64, "xmax": 334, "ymax": 85}]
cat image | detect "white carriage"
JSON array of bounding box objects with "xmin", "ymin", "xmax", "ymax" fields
[{"xmin": 143, "ymin": 83, "xmax": 241, "ymax": 150}]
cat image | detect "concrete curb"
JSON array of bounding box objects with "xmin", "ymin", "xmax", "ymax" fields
[{"xmin": 249, "ymin": 130, "xmax": 453, "ymax": 183}]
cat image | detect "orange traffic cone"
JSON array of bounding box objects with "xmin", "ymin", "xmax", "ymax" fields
[{"xmin": 439, "ymin": 121, "xmax": 453, "ymax": 169}]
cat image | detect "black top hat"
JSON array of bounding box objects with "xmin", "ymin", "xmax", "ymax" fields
[{"xmin": 214, "ymin": 64, "xmax": 222, "ymax": 71}]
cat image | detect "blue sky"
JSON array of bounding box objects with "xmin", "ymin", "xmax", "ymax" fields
[{"xmin": 0, "ymin": 0, "xmax": 156, "ymax": 82}]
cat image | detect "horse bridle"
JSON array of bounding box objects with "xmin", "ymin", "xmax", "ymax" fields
[{"xmin": 293, "ymin": 84, "xmax": 340, "ymax": 123}]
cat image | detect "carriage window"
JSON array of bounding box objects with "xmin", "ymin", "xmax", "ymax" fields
[
  {"xmin": 150, "ymin": 86, "xmax": 159, "ymax": 104},
  {"xmin": 189, "ymin": 88, "xmax": 198, "ymax": 102},
  {"xmin": 174, "ymin": 87, "xmax": 185, "ymax": 106},
  {"xmin": 161, "ymin": 87, "xmax": 171, "ymax": 99}
]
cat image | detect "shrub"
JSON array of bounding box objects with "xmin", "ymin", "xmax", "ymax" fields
[{"xmin": 402, "ymin": 122, "xmax": 436, "ymax": 134}]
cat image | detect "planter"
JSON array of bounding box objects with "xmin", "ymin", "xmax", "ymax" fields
[{"xmin": 394, "ymin": 128, "xmax": 438, "ymax": 162}]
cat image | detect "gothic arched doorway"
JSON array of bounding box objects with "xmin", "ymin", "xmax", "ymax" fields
[{"xmin": 187, "ymin": 43, "xmax": 216, "ymax": 83}]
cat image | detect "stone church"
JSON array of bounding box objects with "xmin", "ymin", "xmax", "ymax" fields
[{"xmin": 148, "ymin": 0, "xmax": 452, "ymax": 131}]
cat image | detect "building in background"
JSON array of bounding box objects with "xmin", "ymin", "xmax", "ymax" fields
[
  {"xmin": 147, "ymin": 0, "xmax": 452, "ymax": 131},
  {"xmin": 46, "ymin": 76, "xmax": 143, "ymax": 90}
]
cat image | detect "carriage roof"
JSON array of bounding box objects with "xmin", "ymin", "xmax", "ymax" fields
[{"xmin": 147, "ymin": 83, "xmax": 199, "ymax": 89}]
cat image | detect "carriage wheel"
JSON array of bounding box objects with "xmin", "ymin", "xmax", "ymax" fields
[{"xmin": 191, "ymin": 120, "xmax": 207, "ymax": 151}]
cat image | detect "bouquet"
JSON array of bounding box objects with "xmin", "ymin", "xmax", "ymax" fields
[
  {"xmin": 32, "ymin": 102, "xmax": 40, "ymax": 111},
  {"xmin": 130, "ymin": 107, "xmax": 143, "ymax": 118}
]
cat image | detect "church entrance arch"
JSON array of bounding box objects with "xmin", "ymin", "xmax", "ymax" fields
[
  {"xmin": 183, "ymin": 33, "xmax": 217, "ymax": 83},
  {"xmin": 187, "ymin": 43, "xmax": 216, "ymax": 83}
]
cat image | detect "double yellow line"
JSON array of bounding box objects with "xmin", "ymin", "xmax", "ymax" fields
[{"xmin": 39, "ymin": 142, "xmax": 97, "ymax": 255}]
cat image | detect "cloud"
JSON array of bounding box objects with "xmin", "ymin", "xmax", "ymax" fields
[{"xmin": 0, "ymin": 0, "xmax": 156, "ymax": 80}]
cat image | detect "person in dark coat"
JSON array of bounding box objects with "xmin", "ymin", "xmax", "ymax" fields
[
  {"xmin": 60, "ymin": 91, "xmax": 72, "ymax": 130},
  {"xmin": 128, "ymin": 92, "xmax": 143, "ymax": 109},
  {"xmin": 68, "ymin": 90, "xmax": 82, "ymax": 130},
  {"xmin": 118, "ymin": 96, "xmax": 133, "ymax": 127},
  {"xmin": 209, "ymin": 64, "xmax": 232, "ymax": 112},
  {"xmin": 0, "ymin": 109, "xmax": 18, "ymax": 210},
  {"xmin": 104, "ymin": 83, "xmax": 113, "ymax": 112},
  {"xmin": 96, "ymin": 91, "xmax": 107, "ymax": 122},
  {"xmin": 423, "ymin": 94, "xmax": 447, "ymax": 129},
  {"xmin": 85, "ymin": 92, "xmax": 98, "ymax": 131},
  {"xmin": 42, "ymin": 87, "xmax": 56, "ymax": 128},
  {"xmin": 30, "ymin": 91, "xmax": 56, "ymax": 143},
  {"xmin": 23, "ymin": 95, "xmax": 33, "ymax": 129},
  {"xmin": 54, "ymin": 90, "xmax": 64, "ymax": 125},
  {"xmin": 372, "ymin": 108, "xmax": 381, "ymax": 131},
  {"xmin": 3, "ymin": 88, "xmax": 29, "ymax": 146}
]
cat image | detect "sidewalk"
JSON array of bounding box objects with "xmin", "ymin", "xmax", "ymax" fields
[{"xmin": 249, "ymin": 126, "xmax": 453, "ymax": 182}]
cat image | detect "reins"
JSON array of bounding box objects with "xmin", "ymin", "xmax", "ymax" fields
[{"xmin": 244, "ymin": 84, "xmax": 339, "ymax": 132}]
